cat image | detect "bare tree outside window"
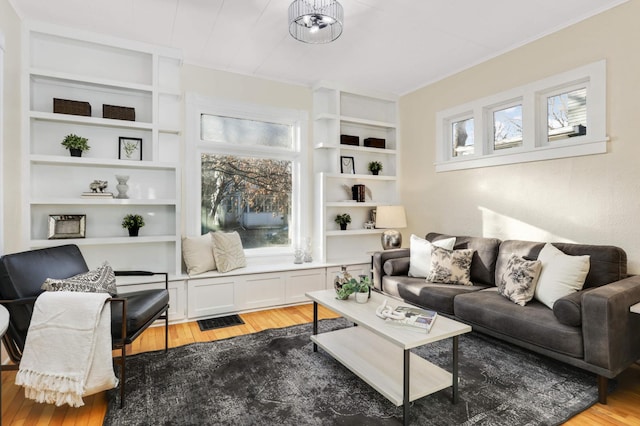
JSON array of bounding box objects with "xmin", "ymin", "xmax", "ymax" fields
[
  {"xmin": 548, "ymin": 88, "xmax": 587, "ymax": 141},
  {"xmin": 201, "ymin": 154, "xmax": 292, "ymax": 249}
]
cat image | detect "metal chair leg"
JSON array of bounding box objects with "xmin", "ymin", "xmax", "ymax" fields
[{"xmin": 119, "ymin": 344, "xmax": 126, "ymax": 409}]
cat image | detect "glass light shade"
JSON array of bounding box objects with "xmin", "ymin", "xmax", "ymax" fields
[{"xmin": 289, "ymin": 0, "xmax": 344, "ymax": 44}]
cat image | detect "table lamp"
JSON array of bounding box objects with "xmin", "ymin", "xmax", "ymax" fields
[{"xmin": 375, "ymin": 205, "xmax": 407, "ymax": 249}]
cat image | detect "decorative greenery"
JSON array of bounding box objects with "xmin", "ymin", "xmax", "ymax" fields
[
  {"xmin": 122, "ymin": 140, "xmax": 138, "ymax": 157},
  {"xmin": 334, "ymin": 213, "xmax": 352, "ymax": 225},
  {"xmin": 336, "ymin": 276, "xmax": 370, "ymax": 299},
  {"xmin": 368, "ymin": 161, "xmax": 383, "ymax": 173},
  {"xmin": 121, "ymin": 214, "xmax": 145, "ymax": 229},
  {"xmin": 61, "ymin": 134, "xmax": 90, "ymax": 151}
]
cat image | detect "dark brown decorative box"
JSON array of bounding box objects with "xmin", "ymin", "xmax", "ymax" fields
[
  {"xmin": 364, "ymin": 138, "xmax": 386, "ymax": 149},
  {"xmin": 103, "ymin": 104, "xmax": 136, "ymax": 121},
  {"xmin": 340, "ymin": 134, "xmax": 359, "ymax": 146},
  {"xmin": 53, "ymin": 98, "xmax": 91, "ymax": 117}
]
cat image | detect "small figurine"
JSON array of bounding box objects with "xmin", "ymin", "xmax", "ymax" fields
[{"xmin": 89, "ymin": 180, "xmax": 108, "ymax": 193}]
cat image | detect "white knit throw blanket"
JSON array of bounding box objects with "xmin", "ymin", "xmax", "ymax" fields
[{"xmin": 15, "ymin": 291, "xmax": 118, "ymax": 407}]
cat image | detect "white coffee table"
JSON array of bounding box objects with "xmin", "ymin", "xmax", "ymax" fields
[{"xmin": 306, "ymin": 289, "xmax": 471, "ymax": 426}]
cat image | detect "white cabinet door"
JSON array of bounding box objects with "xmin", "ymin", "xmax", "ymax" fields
[{"xmin": 285, "ymin": 268, "xmax": 325, "ymax": 304}]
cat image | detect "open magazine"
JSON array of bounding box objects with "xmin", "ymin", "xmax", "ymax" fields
[{"xmin": 389, "ymin": 306, "xmax": 438, "ymax": 332}]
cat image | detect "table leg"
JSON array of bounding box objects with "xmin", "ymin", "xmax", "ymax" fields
[
  {"xmin": 313, "ymin": 301, "xmax": 318, "ymax": 352},
  {"xmin": 403, "ymin": 348, "xmax": 410, "ymax": 426},
  {"xmin": 452, "ymin": 335, "xmax": 459, "ymax": 404}
]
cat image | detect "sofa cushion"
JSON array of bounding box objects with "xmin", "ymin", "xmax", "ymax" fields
[
  {"xmin": 454, "ymin": 289, "xmax": 584, "ymax": 358},
  {"xmin": 383, "ymin": 257, "xmax": 410, "ymax": 276},
  {"xmin": 497, "ymin": 254, "xmax": 542, "ymax": 306},
  {"xmin": 553, "ymin": 291, "xmax": 584, "ymax": 327},
  {"xmin": 496, "ymin": 240, "xmax": 626, "ymax": 290},
  {"xmin": 427, "ymin": 246, "xmax": 474, "ymax": 286},
  {"xmin": 383, "ymin": 275, "xmax": 487, "ymax": 314},
  {"xmin": 534, "ymin": 243, "xmax": 590, "ymax": 309},
  {"xmin": 427, "ymin": 233, "xmax": 501, "ymax": 286},
  {"xmin": 408, "ymin": 234, "xmax": 456, "ymax": 278}
]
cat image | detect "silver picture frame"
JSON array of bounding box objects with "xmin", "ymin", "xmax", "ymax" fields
[{"xmin": 48, "ymin": 215, "xmax": 86, "ymax": 239}]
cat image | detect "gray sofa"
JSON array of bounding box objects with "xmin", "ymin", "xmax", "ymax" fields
[{"xmin": 372, "ymin": 232, "xmax": 640, "ymax": 404}]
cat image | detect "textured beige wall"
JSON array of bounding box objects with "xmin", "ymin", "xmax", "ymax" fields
[
  {"xmin": 0, "ymin": 0, "xmax": 22, "ymax": 254},
  {"xmin": 399, "ymin": 1, "xmax": 640, "ymax": 272}
]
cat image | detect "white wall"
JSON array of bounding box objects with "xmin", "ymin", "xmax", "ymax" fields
[
  {"xmin": 0, "ymin": 0, "xmax": 21, "ymax": 254},
  {"xmin": 399, "ymin": 1, "xmax": 640, "ymax": 272}
]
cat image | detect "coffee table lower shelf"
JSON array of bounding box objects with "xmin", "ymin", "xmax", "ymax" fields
[{"xmin": 311, "ymin": 325, "xmax": 453, "ymax": 406}]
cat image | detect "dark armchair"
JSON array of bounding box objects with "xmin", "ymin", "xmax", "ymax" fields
[{"xmin": 0, "ymin": 244, "xmax": 169, "ymax": 408}]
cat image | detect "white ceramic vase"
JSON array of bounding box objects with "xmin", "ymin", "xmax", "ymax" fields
[
  {"xmin": 115, "ymin": 175, "xmax": 130, "ymax": 199},
  {"xmin": 355, "ymin": 292, "xmax": 368, "ymax": 303}
]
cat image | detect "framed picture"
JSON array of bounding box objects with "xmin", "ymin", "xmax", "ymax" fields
[
  {"xmin": 119, "ymin": 137, "xmax": 142, "ymax": 161},
  {"xmin": 48, "ymin": 215, "xmax": 86, "ymax": 239},
  {"xmin": 340, "ymin": 156, "xmax": 355, "ymax": 174}
]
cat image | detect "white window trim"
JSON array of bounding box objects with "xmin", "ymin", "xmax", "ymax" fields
[
  {"xmin": 436, "ymin": 60, "xmax": 607, "ymax": 172},
  {"xmin": 185, "ymin": 93, "xmax": 309, "ymax": 258},
  {"xmin": 0, "ymin": 31, "xmax": 4, "ymax": 255}
]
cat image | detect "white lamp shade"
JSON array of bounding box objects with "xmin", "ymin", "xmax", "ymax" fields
[{"xmin": 375, "ymin": 205, "xmax": 407, "ymax": 229}]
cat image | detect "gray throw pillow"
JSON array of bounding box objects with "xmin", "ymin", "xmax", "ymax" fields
[
  {"xmin": 498, "ymin": 254, "xmax": 542, "ymax": 306},
  {"xmin": 41, "ymin": 261, "xmax": 117, "ymax": 296}
]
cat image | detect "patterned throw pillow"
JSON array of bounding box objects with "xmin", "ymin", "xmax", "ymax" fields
[
  {"xmin": 211, "ymin": 231, "xmax": 247, "ymax": 273},
  {"xmin": 498, "ymin": 254, "xmax": 542, "ymax": 306},
  {"xmin": 426, "ymin": 246, "xmax": 474, "ymax": 286},
  {"xmin": 41, "ymin": 262, "xmax": 117, "ymax": 296}
]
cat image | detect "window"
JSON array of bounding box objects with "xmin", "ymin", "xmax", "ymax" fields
[
  {"xmin": 186, "ymin": 95, "xmax": 308, "ymax": 255},
  {"xmin": 493, "ymin": 104, "xmax": 522, "ymax": 151},
  {"xmin": 452, "ymin": 118, "xmax": 474, "ymax": 157},
  {"xmin": 436, "ymin": 60, "xmax": 606, "ymax": 172}
]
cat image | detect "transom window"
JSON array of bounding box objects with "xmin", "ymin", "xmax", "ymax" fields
[{"xmin": 436, "ymin": 60, "xmax": 606, "ymax": 172}]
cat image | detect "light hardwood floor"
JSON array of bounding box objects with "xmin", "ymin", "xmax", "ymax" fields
[{"xmin": 2, "ymin": 303, "xmax": 639, "ymax": 425}]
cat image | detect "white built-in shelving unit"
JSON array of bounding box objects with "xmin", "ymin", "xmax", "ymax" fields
[
  {"xmin": 22, "ymin": 23, "xmax": 183, "ymax": 275},
  {"xmin": 313, "ymin": 83, "xmax": 399, "ymax": 264}
]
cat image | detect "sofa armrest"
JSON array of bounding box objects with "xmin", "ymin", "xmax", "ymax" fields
[
  {"xmin": 582, "ymin": 275, "xmax": 640, "ymax": 376},
  {"xmin": 372, "ymin": 248, "xmax": 410, "ymax": 291}
]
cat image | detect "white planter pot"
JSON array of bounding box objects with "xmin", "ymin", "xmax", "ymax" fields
[{"xmin": 355, "ymin": 292, "xmax": 368, "ymax": 303}]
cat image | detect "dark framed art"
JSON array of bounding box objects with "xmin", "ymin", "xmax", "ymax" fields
[
  {"xmin": 340, "ymin": 156, "xmax": 355, "ymax": 174},
  {"xmin": 48, "ymin": 215, "xmax": 86, "ymax": 239},
  {"xmin": 119, "ymin": 137, "xmax": 142, "ymax": 161}
]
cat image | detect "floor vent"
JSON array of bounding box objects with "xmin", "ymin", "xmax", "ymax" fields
[{"xmin": 197, "ymin": 314, "xmax": 245, "ymax": 331}]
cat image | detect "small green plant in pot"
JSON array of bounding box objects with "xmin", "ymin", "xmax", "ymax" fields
[
  {"xmin": 61, "ymin": 134, "xmax": 90, "ymax": 157},
  {"xmin": 335, "ymin": 213, "xmax": 351, "ymax": 231},
  {"xmin": 122, "ymin": 214, "xmax": 145, "ymax": 237},
  {"xmin": 368, "ymin": 161, "xmax": 383, "ymax": 175}
]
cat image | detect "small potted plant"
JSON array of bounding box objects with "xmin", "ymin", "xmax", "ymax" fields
[
  {"xmin": 122, "ymin": 213, "xmax": 145, "ymax": 237},
  {"xmin": 368, "ymin": 161, "xmax": 383, "ymax": 175},
  {"xmin": 335, "ymin": 213, "xmax": 351, "ymax": 231},
  {"xmin": 61, "ymin": 134, "xmax": 90, "ymax": 157},
  {"xmin": 354, "ymin": 276, "xmax": 371, "ymax": 303}
]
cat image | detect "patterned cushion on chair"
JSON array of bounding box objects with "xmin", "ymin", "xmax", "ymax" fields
[{"xmin": 41, "ymin": 261, "xmax": 117, "ymax": 296}]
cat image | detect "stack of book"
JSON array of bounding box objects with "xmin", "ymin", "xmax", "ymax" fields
[{"xmin": 81, "ymin": 192, "xmax": 114, "ymax": 199}]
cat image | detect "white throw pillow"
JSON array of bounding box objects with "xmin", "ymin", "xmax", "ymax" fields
[
  {"xmin": 211, "ymin": 231, "xmax": 247, "ymax": 273},
  {"xmin": 534, "ymin": 243, "xmax": 590, "ymax": 309},
  {"xmin": 182, "ymin": 233, "xmax": 216, "ymax": 275},
  {"xmin": 408, "ymin": 235, "xmax": 456, "ymax": 278}
]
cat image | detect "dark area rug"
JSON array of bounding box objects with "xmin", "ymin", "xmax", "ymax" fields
[
  {"xmin": 197, "ymin": 314, "xmax": 245, "ymax": 331},
  {"xmin": 104, "ymin": 318, "xmax": 600, "ymax": 425}
]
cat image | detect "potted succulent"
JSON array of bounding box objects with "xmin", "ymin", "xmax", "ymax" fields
[
  {"xmin": 335, "ymin": 276, "xmax": 371, "ymax": 302},
  {"xmin": 61, "ymin": 133, "xmax": 90, "ymax": 157},
  {"xmin": 335, "ymin": 213, "xmax": 351, "ymax": 231},
  {"xmin": 368, "ymin": 161, "xmax": 383, "ymax": 175},
  {"xmin": 354, "ymin": 276, "xmax": 371, "ymax": 303},
  {"xmin": 122, "ymin": 213, "xmax": 145, "ymax": 237}
]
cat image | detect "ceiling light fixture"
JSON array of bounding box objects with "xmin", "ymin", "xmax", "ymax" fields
[{"xmin": 288, "ymin": 0, "xmax": 344, "ymax": 44}]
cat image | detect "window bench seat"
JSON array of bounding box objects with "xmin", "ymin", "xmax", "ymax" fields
[{"xmin": 115, "ymin": 260, "xmax": 369, "ymax": 324}]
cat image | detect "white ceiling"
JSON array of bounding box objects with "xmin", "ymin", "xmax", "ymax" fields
[{"xmin": 9, "ymin": 0, "xmax": 627, "ymax": 95}]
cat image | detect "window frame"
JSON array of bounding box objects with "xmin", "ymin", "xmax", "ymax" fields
[
  {"xmin": 185, "ymin": 93, "xmax": 309, "ymax": 258},
  {"xmin": 436, "ymin": 60, "xmax": 606, "ymax": 172}
]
